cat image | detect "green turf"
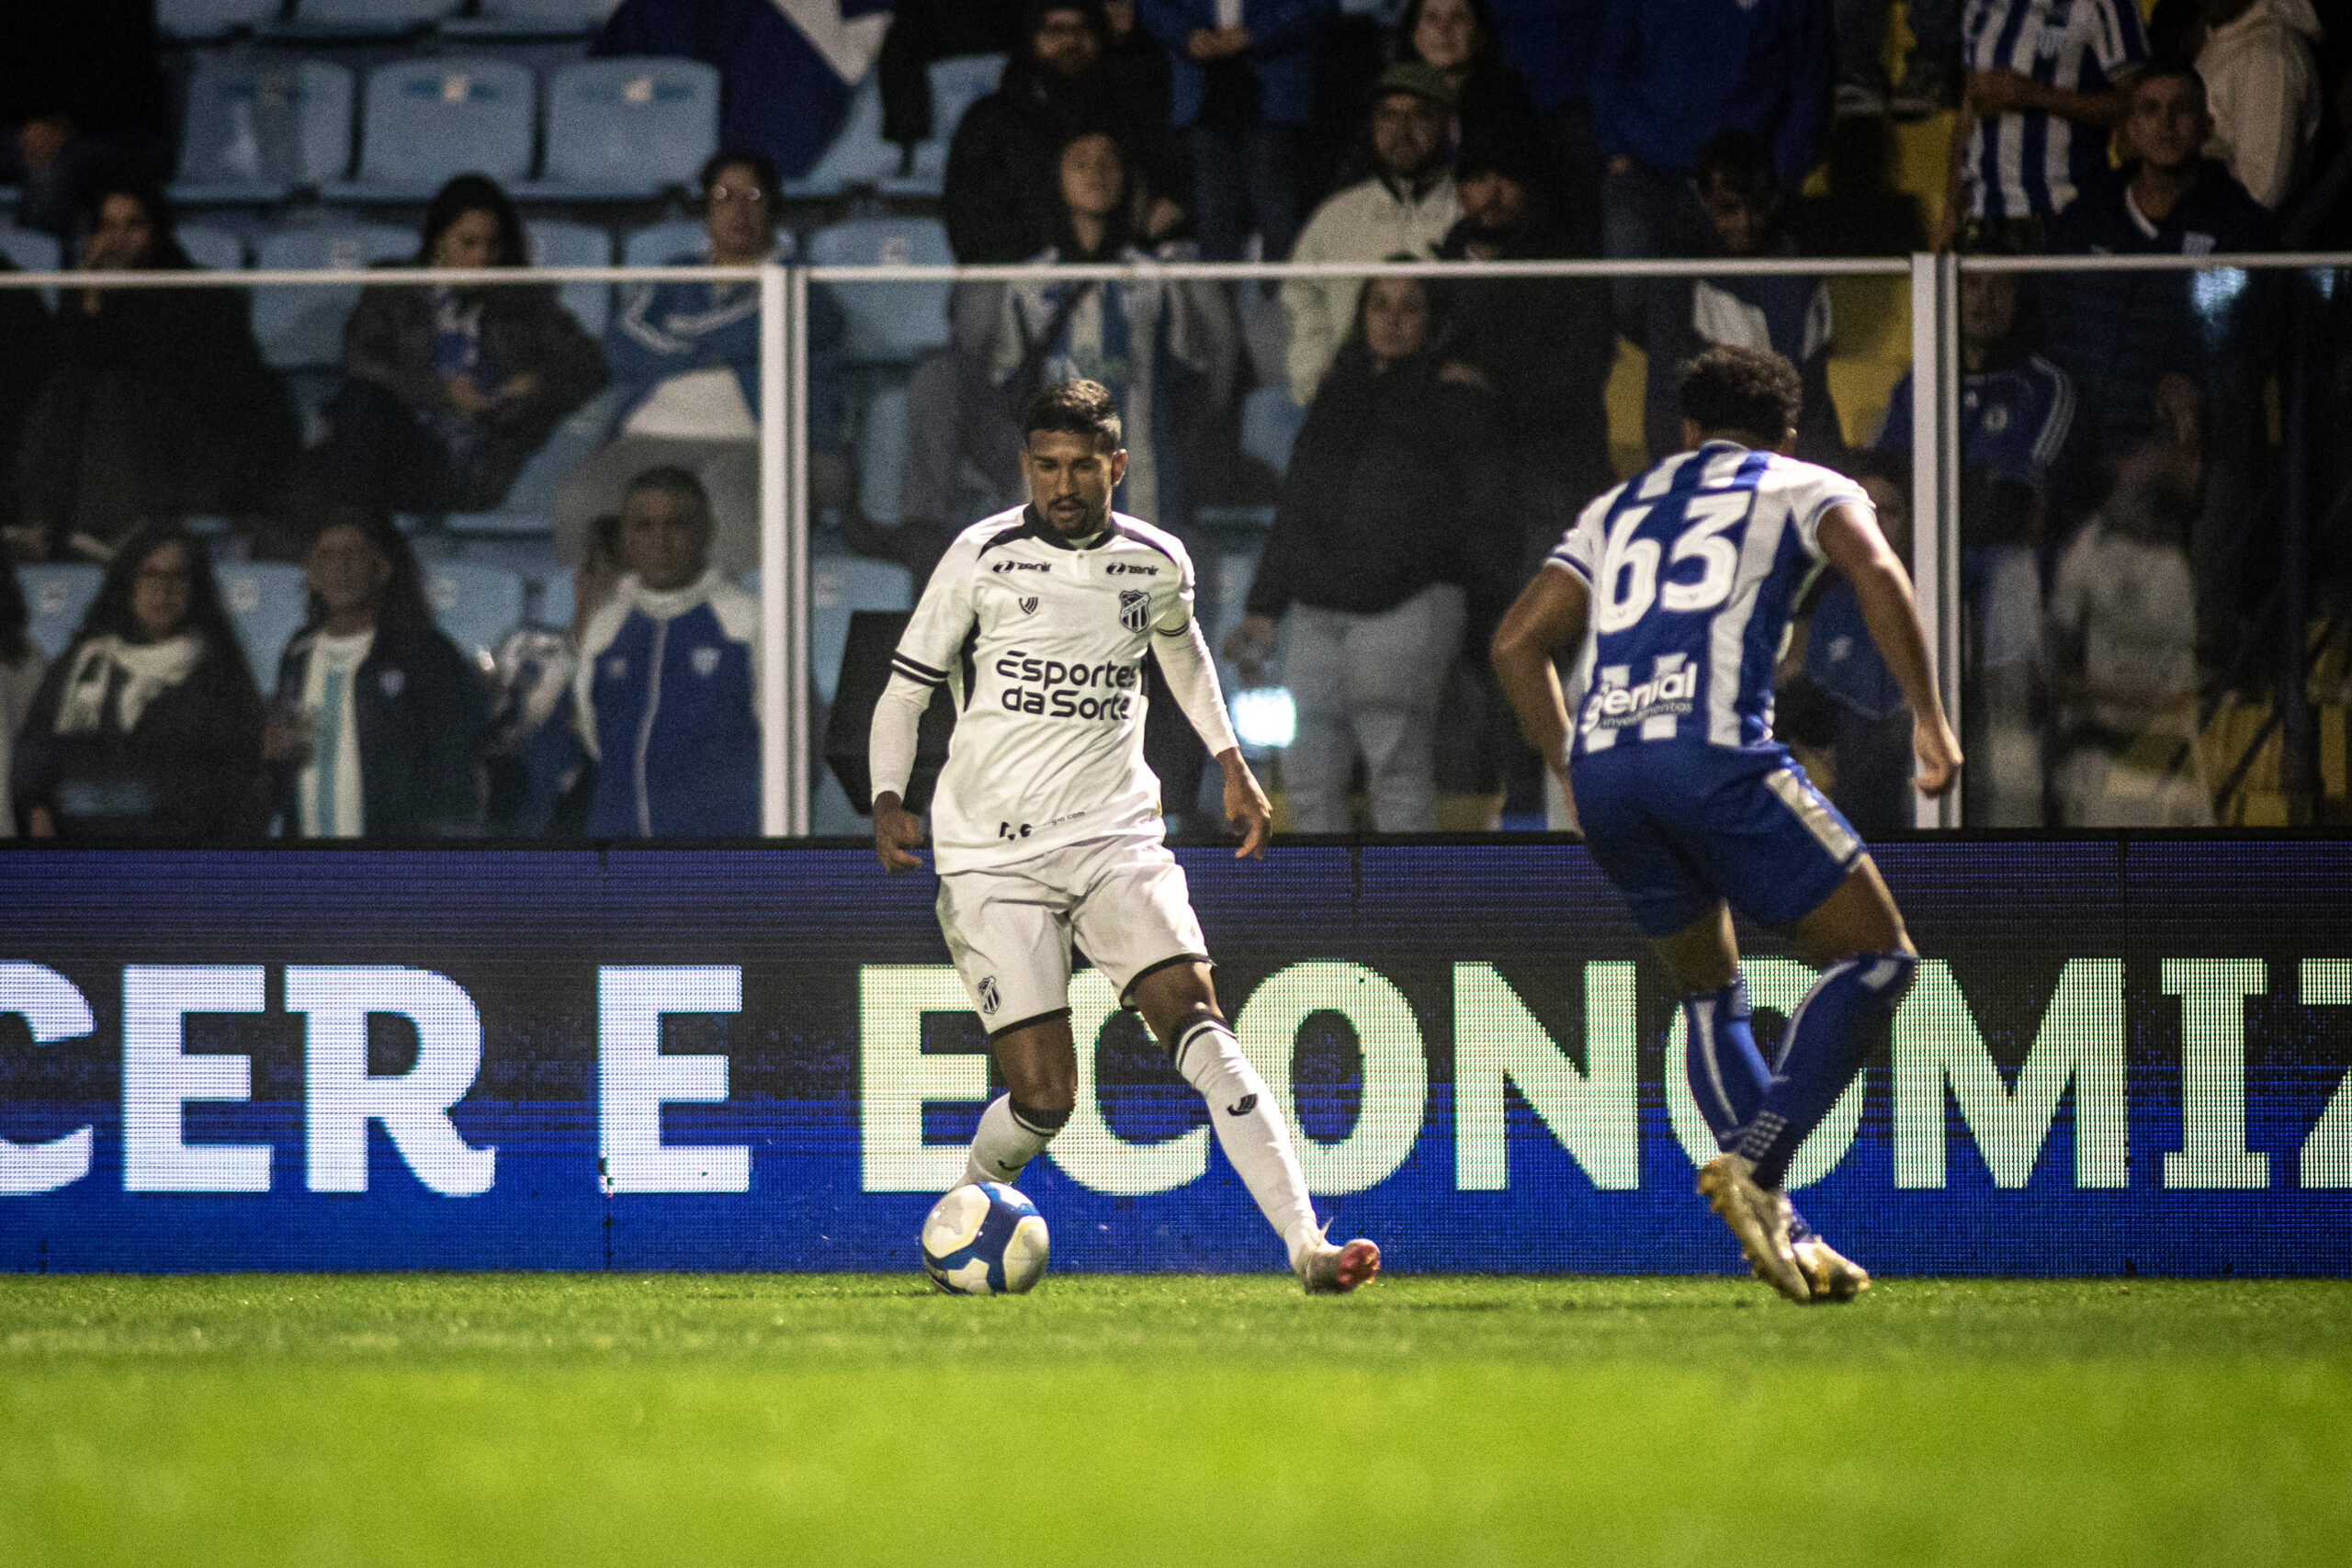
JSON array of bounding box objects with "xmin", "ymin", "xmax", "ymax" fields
[{"xmin": 2, "ymin": 1273, "xmax": 2346, "ymax": 1566}]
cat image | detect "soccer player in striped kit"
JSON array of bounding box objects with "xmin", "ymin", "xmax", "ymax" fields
[{"xmin": 1492, "ymin": 347, "xmax": 1962, "ymax": 1302}]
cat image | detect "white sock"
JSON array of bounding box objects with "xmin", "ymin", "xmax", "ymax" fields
[
  {"xmin": 961, "ymin": 1094, "xmax": 1060, "ymax": 1188},
  {"xmin": 1172, "ymin": 1018, "xmax": 1320, "ymax": 1268}
]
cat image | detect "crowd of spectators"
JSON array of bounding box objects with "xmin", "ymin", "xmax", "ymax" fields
[{"xmin": 4, "ymin": 0, "xmax": 2349, "ymax": 838}]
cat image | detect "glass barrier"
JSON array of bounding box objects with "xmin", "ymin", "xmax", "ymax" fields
[
  {"xmin": 809, "ymin": 258, "xmax": 1911, "ymax": 840},
  {"xmin": 25, "ymin": 251, "xmax": 2345, "ymax": 842},
  {"xmin": 1946, "ymin": 256, "xmax": 2352, "ymax": 829},
  {"xmin": 0, "ymin": 262, "xmax": 783, "ymax": 843}
]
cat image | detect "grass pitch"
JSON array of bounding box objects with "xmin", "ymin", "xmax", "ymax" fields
[{"xmin": 2, "ymin": 1273, "xmax": 2346, "ymax": 1567}]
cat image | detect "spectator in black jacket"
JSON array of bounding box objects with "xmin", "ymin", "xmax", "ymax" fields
[
  {"xmin": 0, "ymin": 0, "xmax": 169, "ymax": 241},
  {"xmin": 1437, "ymin": 138, "xmax": 1615, "ymax": 557},
  {"xmin": 1223, "ymin": 272, "xmax": 1512, "ymax": 830},
  {"xmin": 13, "ymin": 179, "xmax": 296, "ymax": 563},
  {"xmin": 288, "ymin": 175, "xmax": 607, "ymax": 518},
  {"xmin": 11, "ymin": 523, "xmax": 266, "ymax": 840},
  {"xmin": 263, "ymin": 511, "xmax": 489, "ymax": 839},
  {"xmin": 944, "ymin": 1, "xmax": 1188, "ymax": 262}
]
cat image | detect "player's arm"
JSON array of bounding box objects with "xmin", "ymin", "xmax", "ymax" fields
[
  {"xmin": 1154, "ymin": 615, "xmax": 1270, "ymax": 859},
  {"xmin": 1815, "ymin": 502, "xmax": 1962, "ymax": 797},
  {"xmin": 870, "ymin": 543, "xmax": 974, "ymax": 872},
  {"xmin": 1489, "ymin": 563, "xmax": 1590, "ymax": 784}
]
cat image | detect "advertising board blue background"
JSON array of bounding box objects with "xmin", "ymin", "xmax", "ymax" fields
[{"xmin": 3, "ymin": 839, "xmax": 2349, "ymax": 1275}]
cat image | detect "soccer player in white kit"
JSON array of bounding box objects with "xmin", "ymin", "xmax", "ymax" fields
[{"xmin": 867, "ymin": 379, "xmax": 1380, "ymax": 1294}]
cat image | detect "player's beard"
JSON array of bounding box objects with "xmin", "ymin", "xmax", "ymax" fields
[{"xmin": 1046, "ymin": 496, "xmax": 1108, "ymax": 538}]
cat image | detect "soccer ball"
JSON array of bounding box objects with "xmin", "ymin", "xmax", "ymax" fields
[{"xmin": 922, "ymin": 1181, "xmax": 1050, "ymax": 1295}]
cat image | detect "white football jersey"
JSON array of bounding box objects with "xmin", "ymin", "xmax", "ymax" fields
[{"xmin": 890, "ymin": 505, "xmax": 1198, "ymax": 872}]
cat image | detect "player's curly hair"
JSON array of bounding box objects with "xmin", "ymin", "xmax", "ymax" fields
[
  {"xmin": 1678, "ymin": 345, "xmax": 1802, "ymax": 445},
  {"xmin": 1023, "ymin": 378, "xmax": 1123, "ymax": 454}
]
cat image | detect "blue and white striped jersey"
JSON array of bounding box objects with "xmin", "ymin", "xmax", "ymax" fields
[
  {"xmin": 1962, "ymin": 0, "xmax": 2147, "ymax": 219},
  {"xmin": 1549, "ymin": 442, "xmax": 1870, "ymax": 757}
]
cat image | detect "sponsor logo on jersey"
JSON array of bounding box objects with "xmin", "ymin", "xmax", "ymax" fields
[
  {"xmin": 991, "ymin": 649, "xmax": 1142, "ymax": 721},
  {"xmin": 1106, "ymin": 562, "xmax": 1159, "ymax": 576},
  {"xmin": 1018, "ymin": 596, "xmax": 1039, "ymax": 615},
  {"xmin": 977, "ymin": 976, "xmax": 1000, "ymax": 1015},
  {"xmin": 1581, "ymin": 654, "xmax": 1698, "ymax": 733},
  {"xmin": 992, "ymin": 560, "xmax": 1051, "ymax": 574},
  {"xmin": 1117, "ymin": 589, "xmax": 1150, "ymax": 633}
]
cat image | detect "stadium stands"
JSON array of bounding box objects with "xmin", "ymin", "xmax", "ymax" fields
[
  {"xmin": 525, "ymin": 217, "xmax": 613, "ymax": 336},
  {"xmin": 805, "ymin": 218, "xmax": 953, "ymax": 363},
  {"xmin": 250, "ymin": 220, "xmax": 413, "ymax": 367},
  {"xmin": 17, "ymin": 566, "xmax": 105, "ymax": 660},
  {"xmin": 854, "ymin": 385, "xmax": 908, "ymax": 526},
  {"xmin": 0, "ymin": 227, "xmax": 62, "ymax": 274},
  {"xmin": 176, "ymin": 224, "xmax": 250, "ymax": 271},
  {"xmin": 447, "ymin": 0, "xmax": 615, "ymax": 37},
  {"xmin": 285, "ymin": 0, "xmax": 452, "ymax": 32},
  {"xmin": 341, "ymin": 57, "xmax": 536, "ymax": 196},
  {"xmin": 174, "ymin": 57, "xmax": 356, "ymax": 202},
  {"xmin": 214, "ymin": 561, "xmax": 312, "ymax": 681},
  {"xmin": 158, "ymin": 0, "xmax": 287, "ymax": 39},
  {"xmin": 423, "ymin": 561, "xmax": 527, "ymax": 664},
  {"xmin": 528, "ymin": 59, "xmax": 720, "ymax": 199},
  {"xmin": 443, "ymin": 386, "xmax": 625, "ymax": 537},
  {"xmin": 808, "ymin": 555, "xmax": 912, "ymax": 705}
]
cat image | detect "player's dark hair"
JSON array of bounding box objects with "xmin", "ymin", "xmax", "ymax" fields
[
  {"xmin": 1695, "ymin": 130, "xmax": 1778, "ymax": 197},
  {"xmin": 623, "ymin": 465, "xmax": 713, "ymax": 525},
  {"xmin": 1023, "ymin": 378, "xmax": 1123, "ymax": 453},
  {"xmin": 1679, "ymin": 345, "xmax": 1802, "ymax": 444}
]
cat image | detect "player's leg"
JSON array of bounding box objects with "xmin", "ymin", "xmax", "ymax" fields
[
  {"xmin": 936, "ymin": 871, "xmax": 1079, "ymax": 1188},
  {"xmin": 1733, "ymin": 858, "xmax": 1917, "ymax": 1194},
  {"xmin": 1128, "ymin": 962, "xmax": 1377, "ymax": 1294}
]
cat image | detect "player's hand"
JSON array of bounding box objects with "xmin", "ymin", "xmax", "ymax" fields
[
  {"xmin": 873, "ymin": 792, "xmax": 927, "ymax": 873},
  {"xmin": 1913, "ymin": 714, "xmax": 1962, "ymax": 798},
  {"xmin": 1217, "ymin": 751, "xmax": 1272, "ymax": 859}
]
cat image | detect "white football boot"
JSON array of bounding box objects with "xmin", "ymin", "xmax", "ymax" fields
[
  {"xmin": 1696, "ymin": 1154, "xmax": 1810, "ymax": 1303},
  {"xmin": 1295, "ymin": 1225, "xmax": 1381, "ymax": 1295}
]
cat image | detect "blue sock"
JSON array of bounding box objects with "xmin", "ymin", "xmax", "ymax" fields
[
  {"xmin": 1737, "ymin": 953, "xmax": 1917, "ymax": 1189},
  {"xmin": 1683, "ymin": 979, "xmax": 1770, "ymax": 1147}
]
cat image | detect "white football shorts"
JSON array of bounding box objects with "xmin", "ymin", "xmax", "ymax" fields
[{"xmin": 934, "ymin": 833, "xmax": 1209, "ymax": 1036}]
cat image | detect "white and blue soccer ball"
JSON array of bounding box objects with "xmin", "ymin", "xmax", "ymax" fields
[{"xmin": 922, "ymin": 1181, "xmax": 1050, "ymax": 1295}]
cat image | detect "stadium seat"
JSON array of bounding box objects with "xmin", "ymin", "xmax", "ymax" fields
[
  {"xmin": 526, "ymin": 218, "xmax": 612, "ymax": 338},
  {"xmin": 158, "ymin": 0, "xmax": 286, "ymax": 39},
  {"xmin": 0, "ymin": 226, "xmax": 62, "ymax": 273},
  {"xmin": 619, "ymin": 221, "xmax": 791, "ymax": 267},
  {"xmin": 285, "ymin": 0, "xmax": 454, "ymax": 30},
  {"xmin": 1239, "ymin": 385, "xmax": 1308, "ymax": 478},
  {"xmin": 215, "ymin": 561, "xmax": 312, "ymax": 680},
  {"xmin": 175, "ymin": 57, "xmax": 355, "ymax": 200},
  {"xmin": 251, "ymin": 220, "xmax": 413, "ymax": 367},
  {"xmin": 447, "ymin": 0, "xmax": 614, "ymax": 34},
  {"xmin": 528, "ymin": 59, "xmax": 719, "ymax": 199},
  {"xmin": 445, "ymin": 385, "xmax": 624, "ymax": 536},
  {"xmin": 423, "ymin": 561, "xmax": 527, "ymax": 664},
  {"xmin": 343, "ymin": 58, "xmax": 536, "ymax": 195},
  {"xmin": 892, "ymin": 54, "xmax": 1007, "ymax": 193},
  {"xmin": 856, "ymin": 382, "xmax": 907, "ymax": 526},
  {"xmin": 17, "ymin": 565, "xmax": 105, "ymax": 659},
  {"xmin": 810, "ymin": 553, "xmax": 910, "ymax": 703},
  {"xmin": 785, "ymin": 74, "xmax": 899, "ymax": 197},
  {"xmin": 0, "ymin": 226, "xmax": 62, "ymax": 309},
  {"xmin": 176, "ymin": 224, "xmax": 248, "ymax": 271},
  {"xmin": 804, "ymin": 217, "xmax": 952, "ymax": 363},
  {"xmin": 535, "ymin": 570, "xmax": 575, "ymax": 629}
]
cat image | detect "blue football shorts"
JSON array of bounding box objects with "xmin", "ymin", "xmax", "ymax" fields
[{"xmin": 1569, "ymin": 740, "xmax": 1869, "ymax": 939}]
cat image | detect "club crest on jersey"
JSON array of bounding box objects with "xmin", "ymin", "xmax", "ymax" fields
[
  {"xmin": 977, "ymin": 976, "xmax": 1001, "ymax": 1015},
  {"xmin": 1019, "ymin": 595, "xmax": 1039, "ymax": 615},
  {"xmin": 1117, "ymin": 588, "xmax": 1150, "ymax": 633},
  {"xmin": 691, "ymin": 645, "xmax": 721, "ymax": 677}
]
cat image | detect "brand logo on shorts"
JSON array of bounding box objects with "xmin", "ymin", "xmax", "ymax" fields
[
  {"xmin": 1117, "ymin": 589, "xmax": 1150, "ymax": 633},
  {"xmin": 1018, "ymin": 596, "xmax": 1039, "ymax": 615},
  {"xmin": 1225, "ymin": 1095, "xmax": 1257, "ymax": 1117},
  {"xmin": 977, "ymin": 976, "xmax": 1001, "ymax": 1015}
]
